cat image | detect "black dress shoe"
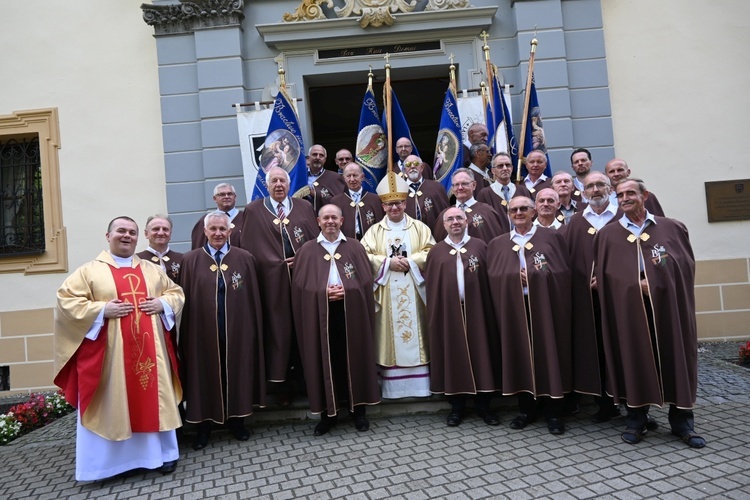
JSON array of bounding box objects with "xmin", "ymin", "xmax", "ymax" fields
[
  {"xmin": 232, "ymin": 426, "xmax": 251, "ymax": 441},
  {"xmin": 621, "ymin": 426, "xmax": 647, "ymax": 444},
  {"xmin": 645, "ymin": 414, "xmax": 659, "ymax": 431},
  {"xmin": 547, "ymin": 417, "xmax": 565, "ymax": 435},
  {"xmin": 671, "ymin": 430, "xmax": 706, "ymax": 449},
  {"xmin": 592, "ymin": 406, "xmax": 622, "ymax": 423},
  {"xmin": 476, "ymin": 410, "xmax": 500, "ymax": 426},
  {"xmin": 158, "ymin": 460, "xmax": 178, "ymax": 474},
  {"xmin": 354, "ymin": 415, "xmax": 370, "ymax": 431},
  {"xmin": 509, "ymin": 413, "xmax": 536, "ymax": 430},
  {"xmin": 446, "ymin": 410, "xmax": 463, "ymax": 427},
  {"xmin": 193, "ymin": 431, "xmax": 210, "ymax": 451},
  {"xmin": 314, "ymin": 415, "xmax": 337, "ymax": 436}
]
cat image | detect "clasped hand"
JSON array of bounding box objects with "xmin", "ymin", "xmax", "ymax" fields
[{"xmin": 104, "ymin": 298, "xmax": 163, "ymax": 318}]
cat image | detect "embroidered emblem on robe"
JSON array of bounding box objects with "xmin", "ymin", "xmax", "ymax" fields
[
  {"xmin": 650, "ymin": 243, "xmax": 669, "ymax": 267},
  {"xmin": 532, "ymin": 251, "xmax": 548, "ymax": 271}
]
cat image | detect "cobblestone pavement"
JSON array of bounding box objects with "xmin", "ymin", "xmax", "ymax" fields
[{"xmin": 2, "ymin": 341, "xmax": 750, "ymax": 499}]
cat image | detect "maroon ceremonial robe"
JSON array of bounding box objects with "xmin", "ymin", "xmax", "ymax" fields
[
  {"xmin": 136, "ymin": 249, "xmax": 183, "ymax": 284},
  {"xmin": 237, "ymin": 197, "xmax": 318, "ymax": 381},
  {"xmin": 562, "ymin": 211, "xmax": 619, "ymax": 395},
  {"xmin": 466, "ymin": 164, "xmax": 492, "ymax": 198},
  {"xmin": 405, "ymin": 179, "xmax": 450, "ymax": 231},
  {"xmin": 425, "ymin": 238, "xmax": 500, "ymax": 395},
  {"xmin": 555, "ymin": 199, "xmax": 585, "ymax": 226},
  {"xmin": 487, "ymin": 228, "xmax": 572, "ymax": 398},
  {"xmin": 291, "ymin": 237, "xmax": 381, "ymax": 416},
  {"xmin": 308, "ymin": 170, "xmax": 346, "ymax": 212},
  {"xmin": 477, "ymin": 183, "xmax": 532, "ymax": 218},
  {"xmin": 594, "ymin": 217, "xmax": 697, "ymax": 408},
  {"xmin": 526, "ymin": 178, "xmax": 552, "ymax": 199},
  {"xmin": 191, "ymin": 210, "xmax": 245, "ymax": 250},
  {"xmin": 179, "ymin": 246, "xmax": 266, "ymax": 423},
  {"xmin": 330, "ymin": 191, "xmax": 384, "ymax": 240},
  {"xmin": 432, "ymin": 202, "xmax": 506, "ymax": 242}
]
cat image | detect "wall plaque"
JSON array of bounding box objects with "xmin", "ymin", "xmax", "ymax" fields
[{"xmin": 704, "ymin": 179, "xmax": 750, "ymax": 222}]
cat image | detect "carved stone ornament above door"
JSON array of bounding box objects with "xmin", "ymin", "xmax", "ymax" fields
[{"xmin": 283, "ymin": 0, "xmax": 471, "ymax": 28}]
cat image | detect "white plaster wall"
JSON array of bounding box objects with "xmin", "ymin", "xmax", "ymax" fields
[
  {"xmin": 0, "ymin": 1, "xmax": 166, "ymax": 311},
  {"xmin": 602, "ymin": 0, "xmax": 750, "ymax": 260}
]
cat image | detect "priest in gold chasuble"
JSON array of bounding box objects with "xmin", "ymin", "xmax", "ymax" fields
[{"xmin": 54, "ymin": 216, "xmax": 184, "ymax": 481}]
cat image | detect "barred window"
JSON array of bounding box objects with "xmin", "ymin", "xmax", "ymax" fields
[{"xmin": 0, "ymin": 136, "xmax": 45, "ymax": 255}]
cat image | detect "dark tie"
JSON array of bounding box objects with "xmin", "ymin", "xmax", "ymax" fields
[
  {"xmin": 409, "ymin": 183, "xmax": 419, "ymax": 192},
  {"xmin": 277, "ymin": 203, "xmax": 285, "ymax": 220},
  {"xmin": 352, "ymin": 193, "xmax": 362, "ymax": 237},
  {"xmin": 459, "ymin": 203, "xmax": 467, "ymax": 211},
  {"xmin": 214, "ymin": 249, "xmax": 226, "ymax": 340}
]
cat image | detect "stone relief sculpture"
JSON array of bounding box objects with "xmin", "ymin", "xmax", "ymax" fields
[{"xmin": 283, "ymin": 0, "xmax": 470, "ymax": 28}]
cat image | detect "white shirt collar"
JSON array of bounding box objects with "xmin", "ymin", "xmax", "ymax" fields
[{"xmin": 445, "ymin": 231, "xmax": 471, "ymax": 249}]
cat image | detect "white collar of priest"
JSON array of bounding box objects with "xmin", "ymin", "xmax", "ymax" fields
[{"xmin": 109, "ymin": 252, "xmax": 133, "ymax": 268}]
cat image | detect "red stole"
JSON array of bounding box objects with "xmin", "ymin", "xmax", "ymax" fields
[{"xmin": 110, "ymin": 264, "xmax": 161, "ymax": 432}]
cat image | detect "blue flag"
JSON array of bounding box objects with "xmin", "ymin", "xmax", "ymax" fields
[
  {"xmin": 521, "ymin": 75, "xmax": 551, "ymax": 178},
  {"xmin": 484, "ymin": 92, "xmax": 496, "ymax": 152},
  {"xmin": 252, "ymin": 88, "xmax": 307, "ymax": 200},
  {"xmin": 356, "ymin": 86, "xmax": 387, "ymax": 193},
  {"xmin": 382, "ymin": 87, "xmax": 419, "ymax": 162},
  {"xmin": 488, "ymin": 66, "xmax": 518, "ymax": 167},
  {"xmin": 433, "ymin": 84, "xmax": 464, "ymax": 192}
]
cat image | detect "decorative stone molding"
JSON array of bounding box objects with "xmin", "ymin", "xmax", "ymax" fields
[
  {"xmin": 259, "ymin": 6, "xmax": 496, "ymax": 51},
  {"xmin": 141, "ymin": 0, "xmax": 244, "ymax": 35},
  {"xmin": 283, "ymin": 0, "xmax": 470, "ymax": 28}
]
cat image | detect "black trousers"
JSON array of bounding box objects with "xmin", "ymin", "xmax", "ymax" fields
[{"xmin": 625, "ymin": 405, "xmax": 694, "ymax": 434}]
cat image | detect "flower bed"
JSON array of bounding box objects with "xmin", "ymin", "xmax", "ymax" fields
[
  {"xmin": 739, "ymin": 340, "xmax": 750, "ymax": 366},
  {"xmin": 0, "ymin": 391, "xmax": 74, "ymax": 445}
]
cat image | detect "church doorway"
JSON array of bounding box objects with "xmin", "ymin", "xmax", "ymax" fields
[{"xmin": 307, "ymin": 66, "xmax": 451, "ymax": 171}]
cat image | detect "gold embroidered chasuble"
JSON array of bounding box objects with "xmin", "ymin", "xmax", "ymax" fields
[
  {"xmin": 55, "ymin": 251, "xmax": 184, "ymax": 441},
  {"xmin": 361, "ymin": 215, "xmax": 435, "ymax": 367}
]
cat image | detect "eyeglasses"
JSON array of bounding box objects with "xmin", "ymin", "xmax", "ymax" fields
[
  {"xmin": 337, "ymin": 156, "xmax": 352, "ymax": 162},
  {"xmin": 451, "ymin": 182, "xmax": 474, "ymax": 188},
  {"xmin": 216, "ymin": 192, "xmax": 236, "ymax": 197},
  {"xmin": 383, "ymin": 201, "xmax": 404, "ymax": 208},
  {"xmin": 445, "ymin": 216, "xmax": 467, "ymax": 223},
  {"xmin": 584, "ymin": 182, "xmax": 609, "ymax": 190},
  {"xmin": 493, "ymin": 163, "xmax": 513, "ymax": 169},
  {"xmin": 405, "ymin": 161, "xmax": 421, "ymax": 167},
  {"xmin": 508, "ymin": 206, "xmax": 533, "ymax": 213}
]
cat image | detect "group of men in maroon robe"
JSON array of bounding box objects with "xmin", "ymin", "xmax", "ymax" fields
[{"xmin": 158, "ymin": 142, "xmax": 702, "ymax": 448}]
